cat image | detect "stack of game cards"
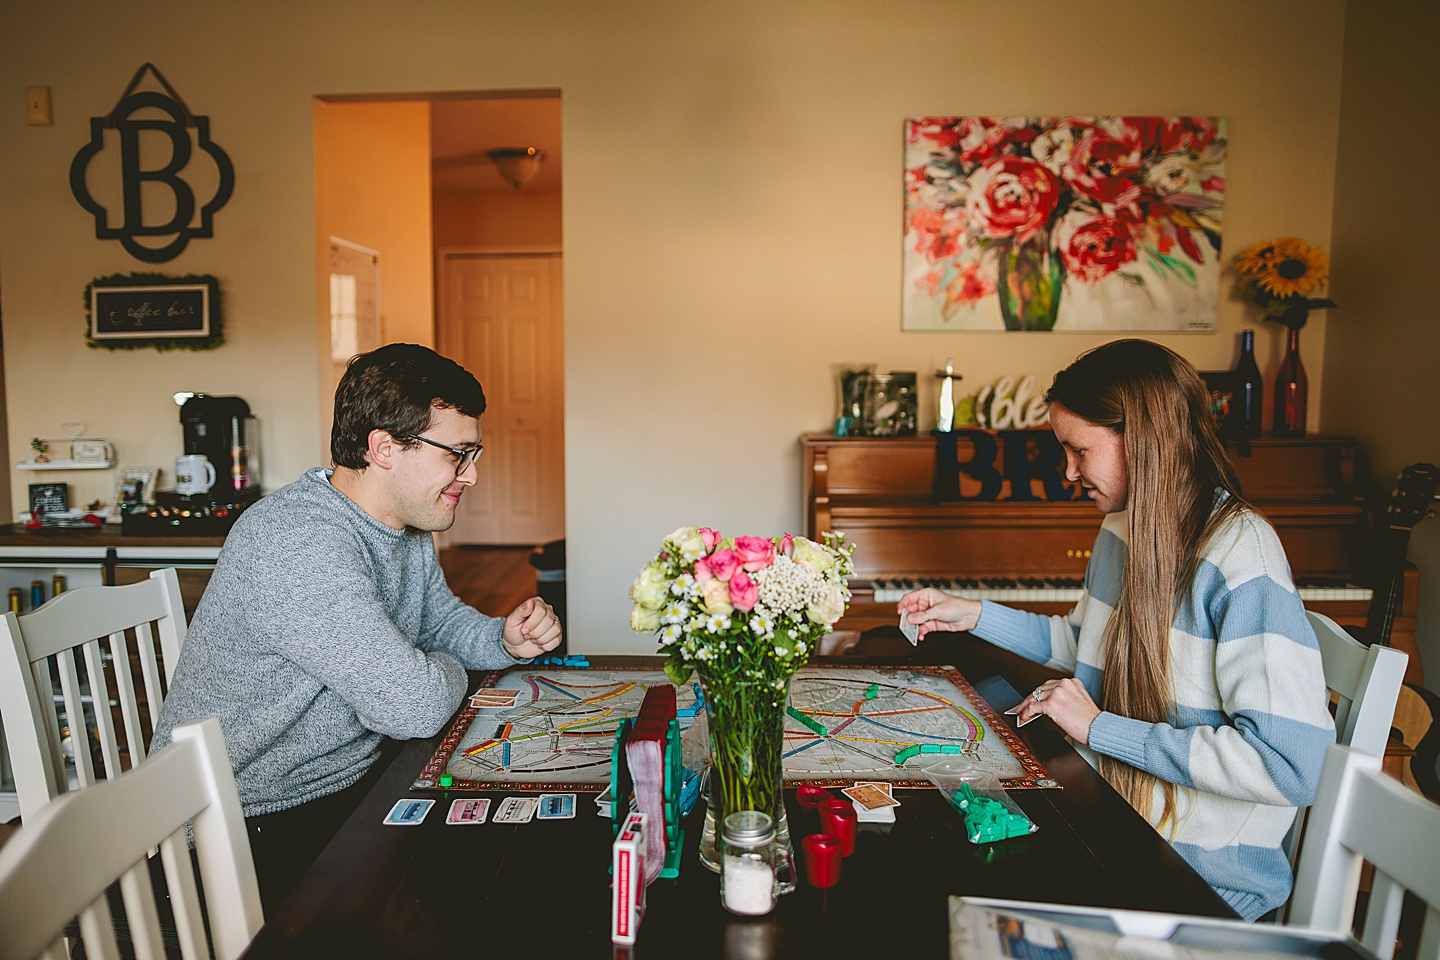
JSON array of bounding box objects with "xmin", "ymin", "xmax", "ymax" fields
[
  {"xmin": 470, "ymin": 688, "xmax": 520, "ymax": 709},
  {"xmin": 842, "ymin": 781, "xmax": 900, "ymax": 822}
]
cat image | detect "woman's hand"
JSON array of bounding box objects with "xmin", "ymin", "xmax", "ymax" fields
[
  {"xmin": 896, "ymin": 587, "xmax": 982, "ymax": 640},
  {"xmin": 1012, "ymin": 678, "xmax": 1101, "ymax": 744}
]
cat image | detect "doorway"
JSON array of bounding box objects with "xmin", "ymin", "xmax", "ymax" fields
[{"xmin": 313, "ymin": 90, "xmax": 564, "ymax": 548}]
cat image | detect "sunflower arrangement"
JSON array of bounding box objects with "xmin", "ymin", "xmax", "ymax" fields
[{"xmin": 1232, "ymin": 236, "xmax": 1337, "ymax": 329}]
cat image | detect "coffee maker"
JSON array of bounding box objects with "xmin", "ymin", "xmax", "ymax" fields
[
  {"xmin": 179, "ymin": 394, "xmax": 261, "ymax": 500},
  {"xmin": 121, "ymin": 393, "xmax": 262, "ymax": 535}
]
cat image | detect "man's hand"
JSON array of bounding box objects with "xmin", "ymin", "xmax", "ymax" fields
[
  {"xmin": 502, "ymin": 597, "xmax": 563, "ymax": 659},
  {"xmin": 896, "ymin": 587, "xmax": 983, "ymax": 640}
]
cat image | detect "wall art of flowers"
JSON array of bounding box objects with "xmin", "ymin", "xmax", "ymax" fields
[{"xmin": 902, "ymin": 116, "xmax": 1227, "ymax": 332}]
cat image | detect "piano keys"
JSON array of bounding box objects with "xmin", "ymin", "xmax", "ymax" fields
[
  {"xmin": 860, "ymin": 576, "xmax": 1374, "ymax": 605},
  {"xmin": 803, "ymin": 432, "xmax": 1423, "ymax": 684}
]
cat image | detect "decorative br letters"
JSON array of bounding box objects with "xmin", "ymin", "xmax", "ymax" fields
[{"xmin": 70, "ymin": 64, "xmax": 234, "ymax": 264}]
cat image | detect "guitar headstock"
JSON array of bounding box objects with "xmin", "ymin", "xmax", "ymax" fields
[{"xmin": 1386, "ymin": 463, "xmax": 1440, "ymax": 530}]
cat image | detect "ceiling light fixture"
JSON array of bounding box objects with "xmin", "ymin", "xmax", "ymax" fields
[{"xmin": 486, "ymin": 146, "xmax": 546, "ymax": 189}]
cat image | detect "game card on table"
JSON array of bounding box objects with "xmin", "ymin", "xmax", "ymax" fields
[
  {"xmin": 383, "ymin": 798, "xmax": 435, "ymax": 826},
  {"xmin": 493, "ymin": 796, "xmax": 539, "ymax": 823},
  {"xmin": 446, "ymin": 798, "xmax": 491, "ymax": 824}
]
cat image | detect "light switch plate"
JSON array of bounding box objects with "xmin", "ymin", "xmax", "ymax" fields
[{"xmin": 26, "ymin": 86, "xmax": 52, "ymax": 125}]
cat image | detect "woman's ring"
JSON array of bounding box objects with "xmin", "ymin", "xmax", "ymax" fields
[{"xmin": 1031, "ymin": 689, "xmax": 1045, "ymax": 703}]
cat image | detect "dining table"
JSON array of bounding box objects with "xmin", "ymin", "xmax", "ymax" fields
[{"xmin": 240, "ymin": 633, "xmax": 1235, "ymax": 959}]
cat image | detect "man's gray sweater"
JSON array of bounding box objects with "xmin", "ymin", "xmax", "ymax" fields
[{"xmin": 150, "ymin": 468, "xmax": 524, "ymax": 816}]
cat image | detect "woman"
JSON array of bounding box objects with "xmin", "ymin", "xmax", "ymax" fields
[{"xmin": 899, "ymin": 339, "xmax": 1334, "ymax": 920}]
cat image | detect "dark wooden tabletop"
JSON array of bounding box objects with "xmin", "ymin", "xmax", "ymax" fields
[{"xmin": 242, "ymin": 637, "xmax": 1233, "ymax": 959}]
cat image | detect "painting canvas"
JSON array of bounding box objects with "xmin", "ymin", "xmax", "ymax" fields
[{"xmin": 902, "ymin": 116, "xmax": 1226, "ymax": 332}]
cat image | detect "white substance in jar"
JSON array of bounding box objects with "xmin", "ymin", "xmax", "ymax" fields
[{"xmin": 722, "ymin": 857, "xmax": 775, "ymax": 915}]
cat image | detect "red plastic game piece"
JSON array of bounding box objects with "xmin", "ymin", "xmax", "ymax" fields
[
  {"xmin": 802, "ymin": 833, "xmax": 842, "ymax": 887},
  {"xmin": 817, "ymin": 798, "xmax": 857, "ymax": 856}
]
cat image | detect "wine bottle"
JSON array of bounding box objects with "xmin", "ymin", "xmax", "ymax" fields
[{"xmin": 1233, "ymin": 329, "xmax": 1263, "ymax": 438}]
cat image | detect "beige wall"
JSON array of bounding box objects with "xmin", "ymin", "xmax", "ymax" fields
[
  {"xmin": 313, "ymin": 99, "xmax": 434, "ymax": 457},
  {"xmin": 0, "ymin": 0, "xmax": 1351, "ymax": 651},
  {"xmin": 1326, "ymin": 2, "xmax": 1440, "ymax": 686}
]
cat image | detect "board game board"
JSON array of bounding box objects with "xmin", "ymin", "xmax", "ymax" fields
[{"xmin": 414, "ymin": 665, "xmax": 1055, "ymax": 792}]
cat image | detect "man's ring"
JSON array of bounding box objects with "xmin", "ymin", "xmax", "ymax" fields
[{"xmin": 1032, "ymin": 689, "xmax": 1045, "ymax": 702}]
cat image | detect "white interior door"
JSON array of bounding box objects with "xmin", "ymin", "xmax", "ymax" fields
[{"xmin": 438, "ymin": 251, "xmax": 564, "ymax": 545}]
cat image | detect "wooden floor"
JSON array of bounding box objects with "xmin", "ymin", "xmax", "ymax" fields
[{"xmin": 437, "ymin": 544, "xmax": 539, "ymax": 617}]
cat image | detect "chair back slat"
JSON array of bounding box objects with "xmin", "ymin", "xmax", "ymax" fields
[
  {"xmin": 133, "ymin": 621, "xmax": 167, "ymax": 721},
  {"xmin": 108, "ymin": 630, "xmax": 148, "ymax": 767},
  {"xmin": 117, "ymin": 859, "xmax": 167, "ymax": 960},
  {"xmin": 1361, "ymin": 871, "xmax": 1407, "ymax": 960},
  {"xmin": 77, "ymin": 896, "xmax": 122, "ymax": 960},
  {"xmin": 54, "ymin": 648, "xmax": 97, "ymax": 789},
  {"xmin": 0, "ymin": 719, "xmax": 261, "ymax": 960},
  {"xmin": 81, "ymin": 637, "xmax": 123, "ymax": 779},
  {"xmin": 160, "ymin": 830, "xmax": 210, "ymax": 960},
  {"xmin": 0, "ymin": 568, "xmax": 188, "ymax": 821}
]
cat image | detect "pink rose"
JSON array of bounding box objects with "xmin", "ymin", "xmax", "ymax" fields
[
  {"xmin": 967, "ymin": 156, "xmax": 1062, "ymax": 244},
  {"xmin": 704, "ymin": 548, "xmax": 740, "ymax": 581},
  {"xmin": 1056, "ymin": 215, "xmax": 1137, "ymax": 282},
  {"xmin": 778, "ymin": 533, "xmax": 794, "ymax": 557},
  {"xmin": 729, "ymin": 570, "xmax": 759, "ymax": 612},
  {"xmin": 700, "ymin": 527, "xmax": 721, "ymax": 550},
  {"xmin": 733, "ymin": 535, "xmax": 776, "ymax": 572}
]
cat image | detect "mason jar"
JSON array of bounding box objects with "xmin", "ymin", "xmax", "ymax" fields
[{"xmin": 720, "ymin": 811, "xmax": 779, "ymax": 915}]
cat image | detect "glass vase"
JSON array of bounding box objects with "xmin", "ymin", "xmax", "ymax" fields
[
  {"xmin": 696, "ymin": 674, "xmax": 795, "ymax": 893},
  {"xmin": 997, "ymin": 237, "xmax": 1064, "ymax": 331},
  {"xmin": 1272, "ymin": 326, "xmax": 1308, "ymax": 437}
]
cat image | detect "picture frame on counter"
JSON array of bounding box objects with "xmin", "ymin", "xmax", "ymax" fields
[
  {"xmin": 85, "ymin": 273, "xmax": 222, "ymax": 350},
  {"xmin": 112, "ymin": 466, "xmax": 158, "ymax": 517}
]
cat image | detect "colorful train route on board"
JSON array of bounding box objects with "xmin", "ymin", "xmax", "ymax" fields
[{"xmin": 414, "ymin": 665, "xmax": 1055, "ymax": 792}]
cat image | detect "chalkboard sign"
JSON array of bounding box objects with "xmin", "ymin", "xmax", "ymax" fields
[{"xmin": 85, "ymin": 273, "xmax": 222, "ymax": 350}]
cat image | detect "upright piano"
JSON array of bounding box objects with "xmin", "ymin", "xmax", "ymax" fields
[{"xmin": 803, "ymin": 432, "xmax": 1422, "ymax": 684}]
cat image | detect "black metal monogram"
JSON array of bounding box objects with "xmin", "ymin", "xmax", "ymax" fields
[{"xmin": 69, "ymin": 65, "xmax": 234, "ymax": 264}]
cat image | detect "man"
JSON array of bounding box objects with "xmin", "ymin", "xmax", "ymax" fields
[{"xmin": 152, "ymin": 343, "xmax": 562, "ymax": 910}]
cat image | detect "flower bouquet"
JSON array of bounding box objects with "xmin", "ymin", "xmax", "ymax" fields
[
  {"xmin": 1232, "ymin": 236, "xmax": 1336, "ymax": 329},
  {"xmin": 630, "ymin": 526, "xmax": 854, "ymax": 873}
]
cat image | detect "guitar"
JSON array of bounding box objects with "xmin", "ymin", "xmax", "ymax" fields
[
  {"xmin": 1363, "ymin": 463, "xmax": 1440, "ymax": 649},
  {"xmin": 1365, "ymin": 463, "xmax": 1440, "ymax": 800}
]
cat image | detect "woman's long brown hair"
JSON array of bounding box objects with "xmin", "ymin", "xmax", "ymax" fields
[{"xmin": 1046, "ymin": 340, "xmax": 1248, "ymax": 830}]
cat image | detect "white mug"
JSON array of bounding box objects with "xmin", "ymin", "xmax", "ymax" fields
[{"xmin": 175, "ymin": 454, "xmax": 217, "ymax": 496}]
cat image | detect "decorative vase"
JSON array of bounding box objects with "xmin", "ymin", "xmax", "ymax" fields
[
  {"xmin": 1272, "ymin": 326, "xmax": 1308, "ymax": 437},
  {"xmin": 997, "ymin": 238, "xmax": 1064, "ymax": 331},
  {"xmin": 696, "ymin": 673, "xmax": 795, "ymax": 891}
]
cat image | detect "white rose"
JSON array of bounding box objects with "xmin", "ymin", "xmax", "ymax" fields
[
  {"xmin": 630, "ymin": 604, "xmax": 662, "ymax": 632},
  {"xmin": 790, "ymin": 537, "xmax": 836, "ymax": 574},
  {"xmin": 629, "ymin": 561, "xmax": 669, "ymax": 608},
  {"xmin": 807, "ymin": 582, "xmax": 847, "ymax": 626},
  {"xmin": 665, "ymin": 526, "xmax": 707, "ymax": 560},
  {"xmin": 700, "ymin": 577, "xmax": 734, "ymax": 616}
]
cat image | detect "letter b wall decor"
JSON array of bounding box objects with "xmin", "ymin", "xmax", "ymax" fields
[{"xmin": 70, "ymin": 64, "xmax": 234, "ymax": 264}]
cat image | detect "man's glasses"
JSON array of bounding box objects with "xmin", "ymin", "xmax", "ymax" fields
[{"xmin": 405, "ymin": 434, "xmax": 484, "ymax": 475}]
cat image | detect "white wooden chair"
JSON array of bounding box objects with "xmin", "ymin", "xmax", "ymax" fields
[
  {"xmin": 1273, "ymin": 611, "xmax": 1410, "ymax": 924},
  {"xmin": 1289, "ymin": 742, "xmax": 1440, "ymax": 960},
  {"xmin": 0, "ymin": 568, "xmax": 186, "ymax": 823},
  {"xmin": 0, "ymin": 717, "xmax": 263, "ymax": 960},
  {"xmin": 1308, "ymin": 611, "xmax": 1410, "ymax": 760}
]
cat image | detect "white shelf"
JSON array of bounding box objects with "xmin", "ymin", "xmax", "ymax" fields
[{"xmin": 17, "ymin": 460, "xmax": 115, "ymax": 471}]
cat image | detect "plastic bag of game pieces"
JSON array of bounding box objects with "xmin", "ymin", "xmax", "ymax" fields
[
  {"xmin": 677, "ymin": 707, "xmax": 709, "ymax": 816},
  {"xmin": 921, "ymin": 759, "xmax": 1037, "ymax": 843}
]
